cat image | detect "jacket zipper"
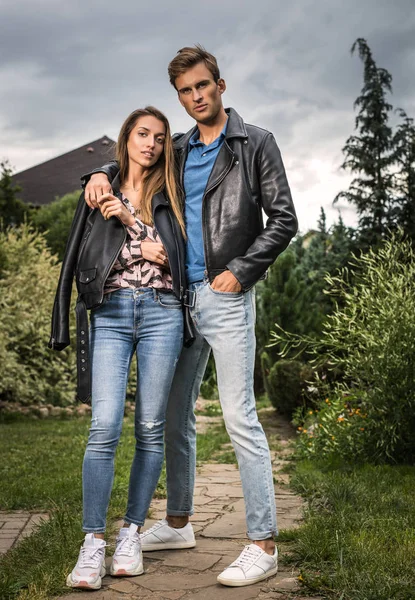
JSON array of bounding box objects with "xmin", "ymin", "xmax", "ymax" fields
[
  {"xmin": 76, "ymin": 228, "xmax": 92, "ymax": 271},
  {"xmin": 201, "ymin": 143, "xmax": 235, "ymax": 280}
]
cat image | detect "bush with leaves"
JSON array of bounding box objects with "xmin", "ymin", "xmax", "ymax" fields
[
  {"xmin": 0, "ymin": 225, "xmax": 76, "ymax": 406},
  {"xmin": 261, "ymin": 354, "xmax": 312, "ymax": 416},
  {"xmin": 271, "ymin": 232, "xmax": 415, "ymax": 463},
  {"xmin": 0, "ymin": 160, "xmax": 27, "ymax": 228},
  {"xmin": 30, "ymin": 190, "xmax": 80, "ymax": 260}
]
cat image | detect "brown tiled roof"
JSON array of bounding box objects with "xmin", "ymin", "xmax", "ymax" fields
[{"xmin": 12, "ymin": 136, "xmax": 116, "ymax": 207}]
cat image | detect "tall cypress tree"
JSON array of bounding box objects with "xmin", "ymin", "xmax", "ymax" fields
[
  {"xmin": 393, "ymin": 109, "xmax": 415, "ymax": 240},
  {"xmin": 335, "ymin": 38, "xmax": 395, "ymax": 246}
]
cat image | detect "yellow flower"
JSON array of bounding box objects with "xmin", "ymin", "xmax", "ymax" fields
[
  {"xmin": 309, "ymin": 410, "xmax": 313, "ymax": 415},
  {"xmin": 297, "ymin": 426, "xmax": 303, "ymax": 431},
  {"xmin": 303, "ymin": 429, "xmax": 308, "ymax": 433},
  {"xmin": 337, "ymin": 417, "xmax": 344, "ymax": 422},
  {"xmin": 331, "ymin": 435, "xmax": 335, "ymax": 440},
  {"xmin": 360, "ymin": 427, "xmax": 365, "ymax": 431},
  {"xmin": 325, "ymin": 398, "xmax": 330, "ymax": 403}
]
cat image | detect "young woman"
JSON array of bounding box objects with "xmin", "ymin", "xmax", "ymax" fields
[{"xmin": 50, "ymin": 107, "xmax": 188, "ymax": 590}]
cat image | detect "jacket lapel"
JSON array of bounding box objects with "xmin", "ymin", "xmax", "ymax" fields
[{"xmin": 174, "ymin": 108, "xmax": 248, "ymax": 194}]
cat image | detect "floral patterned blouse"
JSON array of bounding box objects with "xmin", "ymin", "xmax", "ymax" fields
[{"xmin": 104, "ymin": 194, "xmax": 173, "ymax": 293}]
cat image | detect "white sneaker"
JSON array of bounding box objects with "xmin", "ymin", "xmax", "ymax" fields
[
  {"xmin": 110, "ymin": 523, "xmax": 144, "ymax": 576},
  {"xmin": 217, "ymin": 544, "xmax": 278, "ymax": 587},
  {"xmin": 66, "ymin": 533, "xmax": 106, "ymax": 590},
  {"xmin": 140, "ymin": 519, "xmax": 196, "ymax": 551}
]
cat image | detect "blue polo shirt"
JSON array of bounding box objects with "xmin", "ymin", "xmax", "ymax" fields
[{"xmin": 183, "ymin": 121, "xmax": 228, "ymax": 284}]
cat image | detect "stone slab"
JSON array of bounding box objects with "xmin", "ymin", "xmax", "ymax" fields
[
  {"xmin": 265, "ymin": 575, "xmax": 300, "ymax": 591},
  {"xmin": 201, "ymin": 484, "xmax": 245, "ymax": 499},
  {"xmin": 185, "ymin": 584, "xmax": 262, "ymax": 599},
  {"xmin": 56, "ymin": 592, "xmax": 127, "ymax": 600},
  {"xmin": 189, "ymin": 513, "xmax": 217, "ymax": 522},
  {"xmin": 138, "ymin": 572, "xmax": 218, "ymax": 591},
  {"xmin": 201, "ymin": 464, "xmax": 239, "ymax": 474},
  {"xmin": 0, "ymin": 539, "xmax": 14, "ymax": 553},
  {"xmin": 0, "ymin": 510, "xmax": 28, "ymax": 515},
  {"xmin": 2, "ymin": 521, "xmax": 28, "ymax": 529},
  {"xmin": 190, "ymin": 538, "xmax": 241, "ymax": 553},
  {"xmin": 201, "ymin": 512, "xmax": 247, "ymax": 539},
  {"xmin": 109, "ymin": 579, "xmax": 140, "ymax": 593},
  {"xmin": 160, "ymin": 551, "xmax": 220, "ymax": 571},
  {"xmin": 193, "ymin": 496, "xmax": 220, "ymax": 506}
]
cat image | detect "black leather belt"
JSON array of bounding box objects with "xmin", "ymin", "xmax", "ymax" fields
[{"xmin": 75, "ymin": 299, "xmax": 91, "ymax": 404}]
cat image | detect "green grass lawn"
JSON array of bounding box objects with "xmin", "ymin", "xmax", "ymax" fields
[
  {"xmin": 0, "ymin": 414, "xmax": 230, "ymax": 600},
  {"xmin": 289, "ymin": 460, "xmax": 415, "ymax": 600},
  {"xmin": 3, "ymin": 412, "xmax": 414, "ymax": 600}
]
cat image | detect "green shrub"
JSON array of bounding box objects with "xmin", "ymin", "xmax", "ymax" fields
[
  {"xmin": 30, "ymin": 190, "xmax": 80, "ymax": 260},
  {"xmin": 271, "ymin": 232, "xmax": 415, "ymax": 463},
  {"xmin": 0, "ymin": 225, "xmax": 76, "ymax": 406},
  {"xmin": 0, "ymin": 160, "xmax": 27, "ymax": 229},
  {"xmin": 261, "ymin": 353, "xmax": 312, "ymax": 416}
]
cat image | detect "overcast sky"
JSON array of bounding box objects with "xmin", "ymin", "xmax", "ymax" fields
[{"xmin": 1, "ymin": 0, "xmax": 414, "ymax": 232}]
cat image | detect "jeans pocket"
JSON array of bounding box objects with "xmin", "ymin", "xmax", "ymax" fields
[
  {"xmin": 207, "ymin": 283, "xmax": 243, "ymax": 297},
  {"xmin": 156, "ymin": 291, "xmax": 182, "ymax": 309}
]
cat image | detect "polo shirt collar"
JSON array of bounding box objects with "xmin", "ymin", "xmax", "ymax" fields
[{"xmin": 188, "ymin": 119, "xmax": 228, "ymax": 149}]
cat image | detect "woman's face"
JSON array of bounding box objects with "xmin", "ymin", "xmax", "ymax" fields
[{"xmin": 127, "ymin": 115, "xmax": 166, "ymax": 170}]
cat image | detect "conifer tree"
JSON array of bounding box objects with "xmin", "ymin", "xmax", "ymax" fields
[
  {"xmin": 0, "ymin": 161, "xmax": 26, "ymax": 228},
  {"xmin": 393, "ymin": 109, "xmax": 415, "ymax": 240},
  {"xmin": 335, "ymin": 38, "xmax": 395, "ymax": 246}
]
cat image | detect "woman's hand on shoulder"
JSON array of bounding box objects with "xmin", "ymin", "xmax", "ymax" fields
[{"xmin": 98, "ymin": 194, "xmax": 135, "ymax": 226}]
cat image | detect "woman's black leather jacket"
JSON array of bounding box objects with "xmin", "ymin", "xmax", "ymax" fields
[{"xmin": 49, "ymin": 176, "xmax": 192, "ymax": 403}]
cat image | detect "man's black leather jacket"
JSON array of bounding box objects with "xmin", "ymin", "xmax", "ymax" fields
[
  {"xmin": 49, "ymin": 174, "xmax": 191, "ymax": 402},
  {"xmin": 83, "ymin": 108, "xmax": 298, "ymax": 291}
]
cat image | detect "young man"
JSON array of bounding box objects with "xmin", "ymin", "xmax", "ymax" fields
[{"xmin": 83, "ymin": 45, "xmax": 297, "ymax": 587}]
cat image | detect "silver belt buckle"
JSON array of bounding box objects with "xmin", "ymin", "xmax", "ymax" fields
[{"xmin": 183, "ymin": 290, "xmax": 196, "ymax": 308}]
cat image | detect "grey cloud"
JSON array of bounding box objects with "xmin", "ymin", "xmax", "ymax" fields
[{"xmin": 1, "ymin": 0, "xmax": 414, "ymax": 229}]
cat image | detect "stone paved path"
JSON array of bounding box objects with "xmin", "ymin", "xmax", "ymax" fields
[
  {"xmin": 54, "ymin": 406, "xmax": 323, "ymax": 600},
  {"xmin": 0, "ymin": 511, "xmax": 49, "ymax": 555}
]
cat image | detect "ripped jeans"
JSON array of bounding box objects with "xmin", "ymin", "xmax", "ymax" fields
[{"xmin": 82, "ymin": 288, "xmax": 183, "ymax": 533}]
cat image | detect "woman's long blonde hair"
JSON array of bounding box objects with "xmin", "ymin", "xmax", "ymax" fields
[{"xmin": 116, "ymin": 106, "xmax": 185, "ymax": 236}]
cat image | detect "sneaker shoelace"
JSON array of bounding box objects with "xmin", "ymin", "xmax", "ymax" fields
[
  {"xmin": 115, "ymin": 534, "xmax": 140, "ymax": 557},
  {"xmin": 78, "ymin": 544, "xmax": 106, "ymax": 569},
  {"xmin": 141, "ymin": 520, "xmax": 165, "ymax": 536},
  {"xmin": 231, "ymin": 545, "xmax": 262, "ymax": 571}
]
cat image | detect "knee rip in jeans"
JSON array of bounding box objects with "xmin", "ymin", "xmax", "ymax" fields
[{"xmin": 141, "ymin": 420, "xmax": 164, "ymax": 430}]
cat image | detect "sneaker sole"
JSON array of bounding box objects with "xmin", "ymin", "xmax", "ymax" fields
[
  {"xmin": 110, "ymin": 562, "xmax": 144, "ymax": 576},
  {"xmin": 217, "ymin": 565, "xmax": 278, "ymax": 587},
  {"xmin": 66, "ymin": 566, "xmax": 106, "ymax": 590},
  {"xmin": 142, "ymin": 540, "xmax": 196, "ymax": 552}
]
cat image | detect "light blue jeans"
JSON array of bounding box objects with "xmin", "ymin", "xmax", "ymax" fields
[
  {"xmin": 82, "ymin": 288, "xmax": 183, "ymax": 533},
  {"xmin": 165, "ymin": 280, "xmax": 277, "ymax": 540}
]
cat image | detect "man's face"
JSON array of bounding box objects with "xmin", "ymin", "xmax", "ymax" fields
[{"xmin": 175, "ymin": 62, "xmax": 226, "ymax": 125}]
